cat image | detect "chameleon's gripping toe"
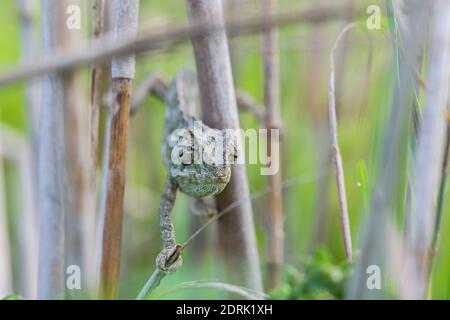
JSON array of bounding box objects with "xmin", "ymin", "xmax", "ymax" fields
[{"xmin": 155, "ymin": 245, "xmax": 183, "ymax": 274}]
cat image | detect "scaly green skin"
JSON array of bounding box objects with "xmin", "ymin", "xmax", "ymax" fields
[
  {"xmin": 156, "ymin": 70, "xmax": 237, "ymax": 273},
  {"xmin": 163, "ymin": 70, "xmax": 236, "ymax": 197}
]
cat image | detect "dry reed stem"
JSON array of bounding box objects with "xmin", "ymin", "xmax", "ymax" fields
[
  {"xmin": 328, "ymin": 23, "xmax": 356, "ymax": 261},
  {"xmin": 0, "ymin": 5, "xmax": 361, "ymax": 86},
  {"xmin": 186, "ymin": 0, "xmax": 263, "ymax": 292},
  {"xmin": 262, "ymin": 0, "xmax": 284, "ymax": 289},
  {"xmin": 99, "ymin": 78, "xmax": 132, "ymax": 299}
]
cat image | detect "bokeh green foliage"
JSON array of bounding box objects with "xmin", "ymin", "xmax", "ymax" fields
[{"xmin": 270, "ymin": 249, "xmax": 353, "ymax": 300}]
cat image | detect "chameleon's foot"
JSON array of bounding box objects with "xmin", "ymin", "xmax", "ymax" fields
[{"xmin": 156, "ymin": 245, "xmax": 183, "ymax": 274}]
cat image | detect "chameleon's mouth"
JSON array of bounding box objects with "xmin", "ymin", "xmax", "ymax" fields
[
  {"xmin": 171, "ymin": 164, "xmax": 231, "ymax": 198},
  {"xmin": 216, "ymin": 171, "xmax": 230, "ymax": 180},
  {"xmin": 215, "ymin": 165, "xmax": 231, "ymax": 179}
]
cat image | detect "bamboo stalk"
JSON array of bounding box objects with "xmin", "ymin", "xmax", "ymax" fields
[
  {"xmin": 16, "ymin": 0, "xmax": 39, "ymax": 299},
  {"xmin": 407, "ymin": 0, "xmax": 450, "ymax": 298},
  {"xmin": 37, "ymin": 0, "xmax": 65, "ymax": 300},
  {"xmin": 98, "ymin": 64, "xmax": 132, "ymax": 301},
  {"xmin": 186, "ymin": 0, "xmax": 263, "ymax": 292},
  {"xmin": 17, "ymin": 0, "xmax": 39, "ymax": 189},
  {"xmin": 58, "ymin": 0, "xmax": 91, "ymax": 298},
  {"xmin": 0, "ymin": 4, "xmax": 361, "ymax": 86},
  {"xmin": 98, "ymin": 0, "xmax": 139, "ymax": 300},
  {"xmin": 262, "ymin": 0, "xmax": 284, "ymax": 289}
]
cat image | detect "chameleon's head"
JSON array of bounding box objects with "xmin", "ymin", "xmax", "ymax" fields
[{"xmin": 168, "ymin": 123, "xmax": 237, "ymax": 198}]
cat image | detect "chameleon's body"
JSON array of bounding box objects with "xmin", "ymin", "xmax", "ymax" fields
[
  {"xmin": 156, "ymin": 70, "xmax": 236, "ymax": 273},
  {"xmin": 162, "ymin": 70, "xmax": 236, "ymax": 198}
]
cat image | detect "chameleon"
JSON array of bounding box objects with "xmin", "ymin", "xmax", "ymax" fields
[{"xmin": 156, "ymin": 70, "xmax": 237, "ymax": 273}]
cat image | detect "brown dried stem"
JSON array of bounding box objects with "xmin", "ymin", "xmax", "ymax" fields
[
  {"xmin": 99, "ymin": 78, "xmax": 132, "ymax": 299},
  {"xmin": 262, "ymin": 0, "xmax": 284, "ymax": 289}
]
